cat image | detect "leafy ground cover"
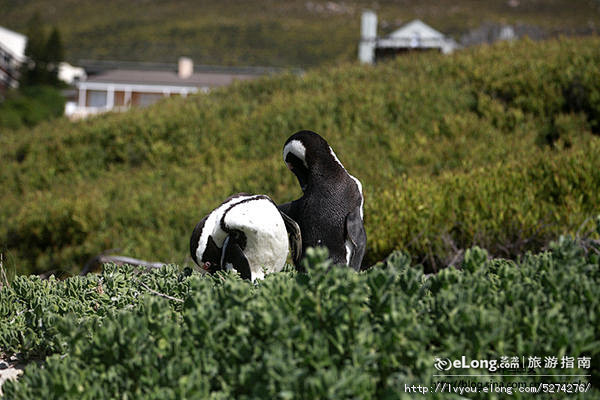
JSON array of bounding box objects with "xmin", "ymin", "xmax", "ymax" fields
[
  {"xmin": 1, "ymin": 37, "xmax": 599, "ymax": 276},
  {"xmin": 0, "ymin": 236, "xmax": 598, "ymax": 399}
]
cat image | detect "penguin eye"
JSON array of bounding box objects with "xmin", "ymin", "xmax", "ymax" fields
[{"xmin": 203, "ymin": 261, "xmax": 211, "ymax": 271}]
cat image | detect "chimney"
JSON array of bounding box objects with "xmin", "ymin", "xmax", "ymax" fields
[
  {"xmin": 178, "ymin": 57, "xmax": 193, "ymax": 79},
  {"xmin": 358, "ymin": 11, "xmax": 377, "ymax": 64}
]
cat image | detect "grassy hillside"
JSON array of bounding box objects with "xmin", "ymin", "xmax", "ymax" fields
[
  {"xmin": 1, "ymin": 239, "xmax": 599, "ymax": 398},
  {"xmin": 0, "ymin": 0, "xmax": 598, "ymax": 67},
  {"xmin": 1, "ymin": 37, "xmax": 600, "ymax": 276}
]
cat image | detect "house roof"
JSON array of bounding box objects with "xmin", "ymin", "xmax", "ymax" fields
[
  {"xmin": 388, "ymin": 20, "xmax": 445, "ymax": 40},
  {"xmin": 0, "ymin": 26, "xmax": 27, "ymax": 61},
  {"xmin": 84, "ymin": 68, "xmax": 259, "ymax": 89},
  {"xmin": 375, "ymin": 19, "xmax": 457, "ymax": 53}
]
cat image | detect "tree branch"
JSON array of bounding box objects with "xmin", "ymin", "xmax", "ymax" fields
[{"xmin": 81, "ymin": 251, "xmax": 167, "ymax": 276}]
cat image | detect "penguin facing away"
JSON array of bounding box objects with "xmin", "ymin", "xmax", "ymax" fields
[
  {"xmin": 279, "ymin": 130, "xmax": 366, "ymax": 271},
  {"xmin": 190, "ymin": 194, "xmax": 301, "ymax": 281}
]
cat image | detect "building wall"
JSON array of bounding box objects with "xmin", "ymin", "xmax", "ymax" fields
[
  {"xmin": 69, "ymin": 82, "xmax": 200, "ymax": 119},
  {"xmin": 131, "ymin": 92, "xmax": 164, "ymax": 107},
  {"xmin": 114, "ymin": 91, "xmax": 126, "ymax": 106},
  {"xmin": 81, "ymin": 89, "xmax": 176, "ymax": 108}
]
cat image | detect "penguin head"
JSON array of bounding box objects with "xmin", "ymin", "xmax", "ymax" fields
[
  {"xmin": 283, "ymin": 130, "xmax": 345, "ymax": 191},
  {"xmin": 190, "ymin": 215, "xmax": 223, "ymax": 274}
]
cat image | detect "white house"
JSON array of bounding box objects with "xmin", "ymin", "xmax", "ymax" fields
[
  {"xmin": 359, "ymin": 12, "xmax": 457, "ymax": 64},
  {"xmin": 67, "ymin": 57, "xmax": 270, "ymax": 119},
  {"xmin": 0, "ymin": 26, "xmax": 27, "ymax": 92}
]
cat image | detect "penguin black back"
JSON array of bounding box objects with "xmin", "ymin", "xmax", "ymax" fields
[{"xmin": 281, "ymin": 130, "xmax": 366, "ymax": 270}]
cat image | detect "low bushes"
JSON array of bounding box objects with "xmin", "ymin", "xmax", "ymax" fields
[{"xmin": 1, "ymin": 237, "xmax": 598, "ymax": 398}]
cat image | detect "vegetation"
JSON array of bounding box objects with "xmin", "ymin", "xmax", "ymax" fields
[
  {"xmin": 1, "ymin": 237, "xmax": 598, "ymax": 398},
  {"xmin": 0, "ymin": 22, "xmax": 598, "ymax": 400},
  {"xmin": 0, "ymin": 0, "xmax": 598, "ymax": 67},
  {"xmin": 1, "ymin": 37, "xmax": 599, "ymax": 275},
  {"xmin": 0, "ymin": 14, "xmax": 66, "ymax": 130},
  {"xmin": 19, "ymin": 13, "xmax": 66, "ymax": 87},
  {"xmin": 0, "ymin": 86, "xmax": 66, "ymax": 130}
]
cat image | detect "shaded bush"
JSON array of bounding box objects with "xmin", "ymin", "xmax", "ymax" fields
[{"xmin": 0, "ymin": 86, "xmax": 66, "ymax": 130}]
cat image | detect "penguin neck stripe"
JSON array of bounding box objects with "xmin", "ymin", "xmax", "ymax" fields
[
  {"xmin": 219, "ymin": 195, "xmax": 271, "ymax": 233},
  {"xmin": 329, "ymin": 146, "xmax": 344, "ymax": 169},
  {"xmin": 329, "ymin": 146, "xmax": 364, "ymax": 220},
  {"xmin": 283, "ymin": 140, "xmax": 308, "ymax": 169},
  {"xmin": 196, "ymin": 195, "xmax": 250, "ymax": 261}
]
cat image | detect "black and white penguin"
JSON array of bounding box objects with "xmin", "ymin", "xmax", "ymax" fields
[
  {"xmin": 190, "ymin": 194, "xmax": 301, "ymax": 281},
  {"xmin": 279, "ymin": 130, "xmax": 366, "ymax": 271}
]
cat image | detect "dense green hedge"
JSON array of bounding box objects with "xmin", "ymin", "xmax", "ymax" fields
[
  {"xmin": 0, "ymin": 86, "xmax": 66, "ymax": 130},
  {"xmin": 1, "ymin": 37, "xmax": 600, "ymax": 275},
  {"xmin": 1, "ymin": 237, "xmax": 598, "ymax": 399}
]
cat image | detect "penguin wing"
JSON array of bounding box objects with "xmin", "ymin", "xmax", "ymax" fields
[
  {"xmin": 277, "ymin": 201, "xmax": 294, "ymax": 218},
  {"xmin": 220, "ymin": 235, "xmax": 252, "ymax": 280},
  {"xmin": 279, "ymin": 210, "xmax": 302, "ymax": 266},
  {"xmin": 345, "ymin": 207, "xmax": 366, "ymax": 271}
]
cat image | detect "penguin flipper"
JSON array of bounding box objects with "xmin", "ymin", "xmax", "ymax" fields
[
  {"xmin": 278, "ymin": 202, "xmax": 294, "ymax": 217},
  {"xmin": 280, "ymin": 211, "xmax": 302, "ymax": 267},
  {"xmin": 345, "ymin": 207, "xmax": 366, "ymax": 271},
  {"xmin": 221, "ymin": 236, "xmax": 252, "ymax": 280}
]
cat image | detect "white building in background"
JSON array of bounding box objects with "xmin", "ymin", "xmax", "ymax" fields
[
  {"xmin": 67, "ymin": 57, "xmax": 272, "ymax": 119},
  {"xmin": 358, "ymin": 11, "xmax": 378, "ymax": 65},
  {"xmin": 358, "ymin": 12, "xmax": 457, "ymax": 64},
  {"xmin": 0, "ymin": 25, "xmax": 27, "ymax": 92}
]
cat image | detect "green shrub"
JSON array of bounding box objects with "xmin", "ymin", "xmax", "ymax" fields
[
  {"xmin": 0, "ymin": 86, "xmax": 66, "ymax": 130},
  {"xmin": 1, "ymin": 238, "xmax": 598, "ymax": 398},
  {"xmin": 1, "ymin": 38, "xmax": 600, "ymax": 275}
]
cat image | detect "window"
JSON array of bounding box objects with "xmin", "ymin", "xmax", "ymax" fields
[
  {"xmin": 137, "ymin": 93, "xmax": 163, "ymax": 107},
  {"xmin": 88, "ymin": 90, "xmax": 107, "ymax": 108}
]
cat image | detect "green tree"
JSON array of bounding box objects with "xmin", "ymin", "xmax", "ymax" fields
[
  {"xmin": 45, "ymin": 27, "xmax": 65, "ymax": 85},
  {"xmin": 20, "ymin": 14, "xmax": 65, "ymax": 86},
  {"xmin": 21, "ymin": 12, "xmax": 47, "ymax": 86}
]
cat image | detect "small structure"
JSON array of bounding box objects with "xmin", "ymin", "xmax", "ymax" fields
[
  {"xmin": 358, "ymin": 12, "xmax": 457, "ymax": 64},
  {"xmin": 58, "ymin": 62, "xmax": 86, "ymax": 85},
  {"xmin": 460, "ymin": 22, "xmax": 540, "ymax": 48},
  {"xmin": 0, "ymin": 26, "xmax": 27, "ymax": 92},
  {"xmin": 68, "ymin": 57, "xmax": 272, "ymax": 119}
]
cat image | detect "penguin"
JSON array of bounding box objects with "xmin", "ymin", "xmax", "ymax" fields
[
  {"xmin": 190, "ymin": 193, "xmax": 301, "ymax": 281},
  {"xmin": 279, "ymin": 130, "xmax": 366, "ymax": 271}
]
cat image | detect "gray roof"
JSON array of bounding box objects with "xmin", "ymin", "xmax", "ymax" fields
[{"xmin": 85, "ymin": 68, "xmax": 260, "ymax": 88}]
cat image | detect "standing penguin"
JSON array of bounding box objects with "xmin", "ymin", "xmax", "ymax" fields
[
  {"xmin": 190, "ymin": 193, "xmax": 301, "ymax": 281},
  {"xmin": 279, "ymin": 130, "xmax": 366, "ymax": 271}
]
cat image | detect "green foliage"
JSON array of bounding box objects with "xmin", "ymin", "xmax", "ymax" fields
[
  {"xmin": 20, "ymin": 13, "xmax": 65, "ymax": 87},
  {"xmin": 1, "ymin": 239, "xmax": 598, "ymax": 398},
  {"xmin": 1, "ymin": 38, "xmax": 600, "ymax": 275},
  {"xmin": 0, "ymin": 86, "xmax": 66, "ymax": 130}
]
